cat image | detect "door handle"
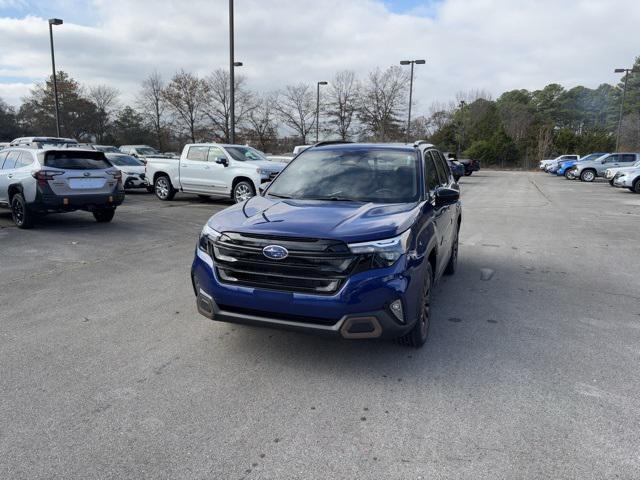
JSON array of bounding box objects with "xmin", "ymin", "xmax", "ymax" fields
[{"xmin": 7, "ymin": 174, "xmax": 13, "ymax": 178}]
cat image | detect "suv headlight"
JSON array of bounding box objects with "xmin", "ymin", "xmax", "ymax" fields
[
  {"xmin": 348, "ymin": 230, "xmax": 412, "ymax": 267},
  {"xmin": 256, "ymin": 168, "xmax": 271, "ymax": 176},
  {"xmin": 198, "ymin": 224, "xmax": 221, "ymax": 253}
]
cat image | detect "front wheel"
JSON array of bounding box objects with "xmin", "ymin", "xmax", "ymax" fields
[
  {"xmin": 397, "ymin": 263, "xmax": 433, "ymax": 348},
  {"xmin": 155, "ymin": 175, "xmax": 176, "ymax": 201},
  {"xmin": 565, "ymin": 169, "xmax": 575, "ymax": 179},
  {"xmin": 232, "ymin": 180, "xmax": 255, "ymax": 203},
  {"xmin": 580, "ymin": 169, "xmax": 596, "ymax": 182},
  {"xmin": 633, "ymin": 179, "xmax": 640, "ymax": 194},
  {"xmin": 464, "ymin": 171, "xmax": 472, "ymax": 176},
  {"xmin": 11, "ymin": 193, "xmax": 35, "ymax": 229},
  {"xmin": 93, "ymin": 208, "xmax": 116, "ymax": 223},
  {"xmin": 609, "ymin": 179, "xmax": 615, "ymax": 186}
]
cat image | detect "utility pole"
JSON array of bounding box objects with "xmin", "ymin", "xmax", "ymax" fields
[
  {"xmin": 400, "ymin": 59, "xmax": 426, "ymax": 143},
  {"xmin": 48, "ymin": 18, "xmax": 63, "ymax": 137},
  {"xmin": 229, "ymin": 0, "xmax": 235, "ymax": 143},
  {"xmin": 316, "ymin": 81, "xmax": 328, "ymax": 143}
]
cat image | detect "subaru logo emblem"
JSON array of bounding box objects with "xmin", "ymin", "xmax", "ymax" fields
[{"xmin": 263, "ymin": 244, "xmax": 288, "ymax": 260}]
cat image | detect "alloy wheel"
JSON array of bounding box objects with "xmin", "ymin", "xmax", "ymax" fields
[
  {"xmin": 156, "ymin": 177, "xmax": 169, "ymax": 199},
  {"xmin": 234, "ymin": 183, "xmax": 254, "ymax": 203},
  {"xmin": 11, "ymin": 197, "xmax": 24, "ymax": 226}
]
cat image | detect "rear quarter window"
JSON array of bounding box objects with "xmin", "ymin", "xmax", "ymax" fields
[{"xmin": 44, "ymin": 151, "xmax": 111, "ymax": 170}]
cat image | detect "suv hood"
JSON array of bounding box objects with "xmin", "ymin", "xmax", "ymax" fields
[
  {"xmin": 238, "ymin": 160, "xmax": 284, "ymax": 172},
  {"xmin": 207, "ymin": 195, "xmax": 421, "ymax": 243}
]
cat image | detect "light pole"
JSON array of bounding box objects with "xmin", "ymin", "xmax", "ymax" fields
[
  {"xmin": 316, "ymin": 81, "xmax": 328, "ymax": 143},
  {"xmin": 614, "ymin": 67, "xmax": 638, "ymax": 151},
  {"xmin": 48, "ymin": 18, "xmax": 63, "ymax": 137},
  {"xmin": 229, "ymin": 0, "xmax": 237, "ymax": 144},
  {"xmin": 400, "ymin": 59, "xmax": 425, "ymax": 143}
]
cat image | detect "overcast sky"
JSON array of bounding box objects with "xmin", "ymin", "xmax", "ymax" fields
[{"xmin": 0, "ymin": 0, "xmax": 638, "ymax": 114}]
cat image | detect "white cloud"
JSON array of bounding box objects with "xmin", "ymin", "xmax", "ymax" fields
[{"xmin": 0, "ymin": 0, "xmax": 638, "ymax": 112}]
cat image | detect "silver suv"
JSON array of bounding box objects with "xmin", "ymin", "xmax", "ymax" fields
[
  {"xmin": 0, "ymin": 147, "xmax": 125, "ymax": 228},
  {"xmin": 573, "ymin": 153, "xmax": 640, "ymax": 182}
]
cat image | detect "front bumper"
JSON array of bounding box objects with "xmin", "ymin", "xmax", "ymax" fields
[
  {"xmin": 123, "ymin": 174, "xmax": 149, "ymax": 189},
  {"xmin": 191, "ymin": 248, "xmax": 425, "ymax": 340},
  {"xmin": 613, "ymin": 175, "xmax": 633, "ymax": 187}
]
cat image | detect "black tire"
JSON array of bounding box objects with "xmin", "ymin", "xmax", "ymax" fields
[
  {"xmin": 609, "ymin": 179, "xmax": 615, "ymax": 186},
  {"xmin": 444, "ymin": 229, "xmax": 458, "ymax": 276},
  {"xmin": 10, "ymin": 192, "xmax": 35, "ymax": 229},
  {"xmin": 146, "ymin": 186, "xmax": 154, "ymax": 193},
  {"xmin": 564, "ymin": 169, "xmax": 574, "ymax": 179},
  {"xmin": 93, "ymin": 208, "xmax": 116, "ymax": 223},
  {"xmin": 454, "ymin": 175, "xmax": 461, "ymax": 182},
  {"xmin": 464, "ymin": 171, "xmax": 472, "ymax": 176},
  {"xmin": 232, "ymin": 180, "xmax": 255, "ymax": 203},
  {"xmin": 633, "ymin": 179, "xmax": 640, "ymax": 194},
  {"xmin": 580, "ymin": 169, "xmax": 596, "ymax": 182},
  {"xmin": 154, "ymin": 175, "xmax": 175, "ymax": 201},
  {"xmin": 397, "ymin": 263, "xmax": 433, "ymax": 348}
]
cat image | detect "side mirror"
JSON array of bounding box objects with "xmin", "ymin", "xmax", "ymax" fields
[
  {"xmin": 434, "ymin": 187, "xmax": 459, "ymax": 207},
  {"xmin": 259, "ymin": 182, "xmax": 271, "ymax": 195},
  {"xmin": 215, "ymin": 157, "xmax": 229, "ymax": 167}
]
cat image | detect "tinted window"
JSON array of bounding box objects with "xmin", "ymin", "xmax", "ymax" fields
[
  {"xmin": 14, "ymin": 152, "xmax": 34, "ymax": 168},
  {"xmin": 2, "ymin": 151, "xmax": 20, "ymax": 170},
  {"xmin": 44, "ymin": 151, "xmax": 111, "ymax": 170},
  {"xmin": 436, "ymin": 151, "xmax": 452, "ymax": 179},
  {"xmin": 268, "ymin": 148, "xmax": 419, "ymax": 203},
  {"xmin": 187, "ymin": 146, "xmax": 209, "ymax": 161},
  {"xmin": 226, "ymin": 146, "xmax": 267, "ymax": 162},
  {"xmin": 207, "ymin": 146, "xmax": 226, "ymax": 162},
  {"xmin": 604, "ymin": 155, "xmax": 619, "ymax": 163},
  {"xmin": 423, "ymin": 151, "xmax": 440, "ymax": 192},
  {"xmin": 431, "ymin": 151, "xmax": 447, "ymax": 185},
  {"xmin": 106, "ymin": 154, "xmax": 143, "ymax": 166},
  {"xmin": 620, "ymin": 154, "xmax": 636, "ymax": 163}
]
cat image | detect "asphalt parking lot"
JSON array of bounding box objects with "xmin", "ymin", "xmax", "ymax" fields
[{"xmin": 1, "ymin": 171, "xmax": 639, "ymax": 479}]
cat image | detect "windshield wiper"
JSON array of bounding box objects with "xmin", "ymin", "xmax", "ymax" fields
[
  {"xmin": 304, "ymin": 196, "xmax": 358, "ymax": 202},
  {"xmin": 268, "ymin": 193, "xmax": 293, "ymax": 199}
]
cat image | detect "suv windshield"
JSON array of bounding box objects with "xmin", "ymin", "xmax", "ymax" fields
[
  {"xmin": 106, "ymin": 154, "xmax": 143, "ymax": 167},
  {"xmin": 44, "ymin": 151, "xmax": 111, "ymax": 170},
  {"xmin": 225, "ymin": 146, "xmax": 267, "ymax": 162},
  {"xmin": 136, "ymin": 147, "xmax": 160, "ymax": 155},
  {"xmin": 267, "ymin": 148, "xmax": 420, "ymax": 203}
]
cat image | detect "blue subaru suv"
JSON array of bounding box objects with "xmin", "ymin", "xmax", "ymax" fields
[{"xmin": 191, "ymin": 142, "xmax": 461, "ymax": 347}]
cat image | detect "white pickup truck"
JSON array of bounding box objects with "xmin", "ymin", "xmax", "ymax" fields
[{"xmin": 145, "ymin": 143, "xmax": 284, "ymax": 203}]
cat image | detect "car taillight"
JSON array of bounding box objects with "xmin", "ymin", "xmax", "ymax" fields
[
  {"xmin": 32, "ymin": 170, "xmax": 63, "ymax": 186},
  {"xmin": 108, "ymin": 170, "xmax": 122, "ymax": 181}
]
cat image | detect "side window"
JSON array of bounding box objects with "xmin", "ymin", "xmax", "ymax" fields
[
  {"xmin": 186, "ymin": 146, "xmax": 209, "ymax": 161},
  {"xmin": 621, "ymin": 154, "xmax": 636, "ymax": 163},
  {"xmin": 604, "ymin": 155, "xmax": 618, "ymax": 164},
  {"xmin": 207, "ymin": 147, "xmax": 226, "ymax": 162},
  {"xmin": 0, "ymin": 151, "xmax": 8, "ymax": 169},
  {"xmin": 436, "ymin": 151, "xmax": 452, "ymax": 180},
  {"xmin": 2, "ymin": 151, "xmax": 20, "ymax": 170},
  {"xmin": 423, "ymin": 151, "xmax": 440, "ymax": 192},
  {"xmin": 14, "ymin": 152, "xmax": 34, "ymax": 168},
  {"xmin": 430, "ymin": 151, "xmax": 447, "ymax": 185}
]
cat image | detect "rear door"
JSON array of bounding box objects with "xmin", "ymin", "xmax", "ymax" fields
[
  {"xmin": 431, "ymin": 150, "xmax": 455, "ymax": 261},
  {"xmin": 179, "ymin": 145, "xmax": 214, "ymax": 193},
  {"xmin": 43, "ymin": 151, "xmax": 116, "ymax": 196},
  {"xmin": 619, "ymin": 154, "xmax": 637, "ymax": 165}
]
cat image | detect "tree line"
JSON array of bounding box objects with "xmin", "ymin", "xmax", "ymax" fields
[{"xmin": 1, "ymin": 56, "xmax": 638, "ymax": 166}]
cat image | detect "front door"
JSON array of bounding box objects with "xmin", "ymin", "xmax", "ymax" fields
[
  {"xmin": 180, "ymin": 145, "xmax": 213, "ymax": 193},
  {"xmin": 206, "ymin": 146, "xmax": 233, "ymax": 194}
]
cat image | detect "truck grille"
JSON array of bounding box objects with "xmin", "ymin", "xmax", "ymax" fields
[{"xmin": 206, "ymin": 232, "xmax": 360, "ymax": 295}]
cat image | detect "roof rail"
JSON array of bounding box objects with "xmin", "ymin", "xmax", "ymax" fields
[
  {"xmin": 413, "ymin": 140, "xmax": 430, "ymax": 148},
  {"xmin": 312, "ymin": 140, "xmax": 354, "ymax": 147}
]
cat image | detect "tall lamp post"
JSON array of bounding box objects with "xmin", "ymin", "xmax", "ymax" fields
[
  {"xmin": 48, "ymin": 18, "xmax": 63, "ymax": 137},
  {"xmin": 614, "ymin": 67, "xmax": 638, "ymax": 151},
  {"xmin": 228, "ymin": 0, "xmax": 241, "ymax": 144},
  {"xmin": 316, "ymin": 81, "xmax": 328, "ymax": 143},
  {"xmin": 400, "ymin": 59, "xmax": 425, "ymax": 143}
]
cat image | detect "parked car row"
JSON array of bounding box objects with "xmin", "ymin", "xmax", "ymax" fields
[{"xmin": 540, "ymin": 152, "xmax": 640, "ymax": 193}]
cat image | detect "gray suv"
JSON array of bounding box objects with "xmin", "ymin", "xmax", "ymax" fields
[
  {"xmin": 0, "ymin": 147, "xmax": 125, "ymax": 228},
  {"xmin": 573, "ymin": 153, "xmax": 640, "ymax": 182}
]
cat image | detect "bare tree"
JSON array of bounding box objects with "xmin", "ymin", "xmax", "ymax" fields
[
  {"xmin": 273, "ymin": 84, "xmax": 316, "ymax": 144},
  {"xmin": 358, "ymin": 66, "xmax": 409, "ymax": 141},
  {"xmin": 162, "ymin": 70, "xmax": 206, "ymax": 143},
  {"xmin": 245, "ymin": 94, "xmax": 278, "ymax": 152},
  {"xmin": 88, "ymin": 85, "xmax": 119, "ymax": 142},
  {"xmin": 202, "ymin": 69, "xmax": 255, "ymax": 143},
  {"xmin": 326, "ymin": 70, "xmax": 359, "ymax": 140},
  {"xmin": 138, "ymin": 71, "xmax": 166, "ymax": 150}
]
